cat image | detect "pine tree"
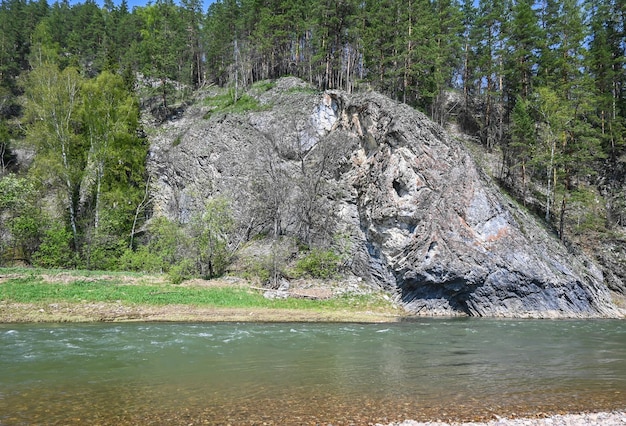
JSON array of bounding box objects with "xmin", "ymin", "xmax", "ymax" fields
[
  {"xmin": 204, "ymin": 0, "xmax": 241, "ymax": 86},
  {"xmin": 0, "ymin": 0, "xmax": 48, "ymax": 91},
  {"xmin": 397, "ymin": 0, "xmax": 437, "ymax": 106},
  {"xmin": 504, "ymin": 0, "xmax": 542, "ymax": 104},
  {"xmin": 538, "ymin": 0, "xmax": 587, "ymax": 95},
  {"xmin": 587, "ymin": 0, "xmax": 626, "ymax": 160},
  {"xmin": 311, "ymin": 0, "xmax": 358, "ymax": 90},
  {"xmin": 361, "ymin": 0, "xmax": 400, "ymax": 96},
  {"xmin": 474, "ymin": 0, "xmax": 508, "ymax": 149},
  {"xmin": 251, "ymin": 0, "xmax": 291, "ymax": 80},
  {"xmin": 181, "ymin": 0, "xmax": 205, "ymax": 88},
  {"xmin": 429, "ymin": 0, "xmax": 463, "ymax": 123},
  {"xmin": 458, "ymin": 0, "xmax": 480, "ymax": 133},
  {"xmin": 137, "ymin": 0, "xmax": 187, "ymax": 108},
  {"xmin": 66, "ymin": 0, "xmax": 106, "ymax": 74}
]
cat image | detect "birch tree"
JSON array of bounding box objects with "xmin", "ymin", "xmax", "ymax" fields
[
  {"xmin": 24, "ymin": 63, "xmax": 84, "ymax": 249},
  {"xmin": 79, "ymin": 71, "xmax": 145, "ymax": 267}
]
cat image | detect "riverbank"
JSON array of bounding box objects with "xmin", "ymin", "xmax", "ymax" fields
[
  {"xmin": 381, "ymin": 411, "xmax": 626, "ymax": 425},
  {"xmin": 0, "ymin": 268, "xmax": 405, "ymax": 323},
  {"xmin": 0, "ymin": 300, "xmax": 404, "ymax": 323}
]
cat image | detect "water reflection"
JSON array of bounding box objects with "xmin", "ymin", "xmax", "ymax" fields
[{"xmin": 1, "ymin": 319, "xmax": 625, "ymax": 425}]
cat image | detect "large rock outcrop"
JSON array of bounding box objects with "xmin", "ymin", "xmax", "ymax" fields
[{"xmin": 147, "ymin": 78, "xmax": 620, "ymax": 318}]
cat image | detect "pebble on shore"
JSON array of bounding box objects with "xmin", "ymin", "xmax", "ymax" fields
[{"xmin": 379, "ymin": 411, "xmax": 626, "ymax": 426}]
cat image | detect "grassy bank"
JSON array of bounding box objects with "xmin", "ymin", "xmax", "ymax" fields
[{"xmin": 0, "ymin": 267, "xmax": 403, "ymax": 323}]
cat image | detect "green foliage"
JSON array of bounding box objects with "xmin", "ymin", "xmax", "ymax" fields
[
  {"xmin": 202, "ymin": 90, "xmax": 269, "ymax": 119},
  {"xmin": 0, "ymin": 0, "xmax": 623, "ymax": 271},
  {"xmin": 503, "ymin": 0, "xmax": 542, "ymax": 101},
  {"xmin": 81, "ymin": 234, "xmax": 127, "ymax": 271},
  {"xmin": 144, "ymin": 216, "xmax": 188, "ymax": 272},
  {"xmin": 120, "ymin": 216, "xmax": 194, "ymax": 281},
  {"xmin": 0, "ymin": 119, "xmax": 13, "ymax": 173},
  {"xmin": 79, "ymin": 71, "xmax": 147, "ymax": 247},
  {"xmin": 251, "ymin": 80, "xmax": 275, "ymax": 93},
  {"xmin": 24, "ymin": 63, "xmax": 84, "ymax": 248},
  {"xmin": 293, "ymin": 248, "xmax": 342, "ymax": 279},
  {"xmin": 32, "ymin": 222, "xmax": 75, "ymax": 268},
  {"xmin": 240, "ymin": 259, "xmax": 271, "ymax": 284},
  {"xmin": 9, "ymin": 215, "xmax": 41, "ymax": 257},
  {"xmin": 118, "ymin": 246, "xmax": 164, "ymax": 273},
  {"xmin": 0, "ymin": 174, "xmax": 36, "ymax": 211},
  {"xmin": 0, "ymin": 175, "xmax": 44, "ymax": 265},
  {"xmin": 121, "ymin": 198, "xmax": 235, "ymax": 282},
  {"xmin": 167, "ymin": 258, "xmax": 195, "ymax": 284},
  {"xmin": 188, "ymin": 197, "xmax": 234, "ymax": 279},
  {"xmin": 136, "ymin": 0, "xmax": 188, "ymax": 107},
  {"xmin": 23, "ymin": 62, "xmax": 146, "ymax": 268},
  {"xmin": 568, "ymin": 187, "xmax": 607, "ymax": 234}
]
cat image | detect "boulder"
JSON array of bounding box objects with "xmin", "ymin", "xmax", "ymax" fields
[{"xmin": 147, "ymin": 79, "xmax": 620, "ymax": 318}]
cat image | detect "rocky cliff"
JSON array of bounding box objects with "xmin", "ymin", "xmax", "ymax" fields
[{"xmin": 147, "ymin": 77, "xmax": 621, "ymax": 318}]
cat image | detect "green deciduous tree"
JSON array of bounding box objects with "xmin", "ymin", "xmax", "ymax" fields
[
  {"xmin": 531, "ymin": 86, "xmax": 604, "ymax": 238},
  {"xmin": 24, "ymin": 63, "xmax": 84, "ymax": 248},
  {"xmin": 32, "ymin": 221, "xmax": 75, "ymax": 268},
  {"xmin": 189, "ymin": 197, "xmax": 235, "ymax": 279},
  {"xmin": 24, "ymin": 59, "xmax": 146, "ymax": 268},
  {"xmin": 532, "ymin": 87, "xmax": 572, "ymax": 224},
  {"xmin": 79, "ymin": 70, "xmax": 146, "ymax": 268},
  {"xmin": 0, "ymin": 175, "xmax": 44, "ymax": 265},
  {"xmin": 120, "ymin": 198, "xmax": 235, "ymax": 282}
]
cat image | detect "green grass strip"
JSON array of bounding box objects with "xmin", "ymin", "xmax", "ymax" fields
[{"xmin": 0, "ymin": 277, "xmax": 388, "ymax": 312}]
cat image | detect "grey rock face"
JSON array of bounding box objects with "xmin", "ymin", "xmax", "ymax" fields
[{"xmin": 147, "ymin": 78, "xmax": 620, "ymax": 318}]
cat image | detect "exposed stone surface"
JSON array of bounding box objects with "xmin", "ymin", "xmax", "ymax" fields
[
  {"xmin": 380, "ymin": 411, "xmax": 626, "ymax": 426},
  {"xmin": 147, "ymin": 78, "xmax": 622, "ymax": 318}
]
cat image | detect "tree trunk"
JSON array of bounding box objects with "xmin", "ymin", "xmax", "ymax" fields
[{"xmin": 558, "ymin": 196, "xmax": 566, "ymax": 240}]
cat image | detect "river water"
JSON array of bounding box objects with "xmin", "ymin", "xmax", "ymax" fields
[{"xmin": 1, "ymin": 319, "xmax": 625, "ymax": 425}]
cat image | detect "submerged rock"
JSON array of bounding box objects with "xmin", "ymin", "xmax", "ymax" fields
[{"xmin": 147, "ymin": 78, "xmax": 620, "ymax": 318}]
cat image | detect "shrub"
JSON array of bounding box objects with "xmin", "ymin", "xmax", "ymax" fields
[
  {"xmin": 168, "ymin": 258, "xmax": 195, "ymax": 284},
  {"xmin": 203, "ymin": 90, "xmax": 270, "ymax": 119},
  {"xmin": 32, "ymin": 223, "xmax": 75, "ymax": 268},
  {"xmin": 293, "ymin": 248, "xmax": 341, "ymax": 279},
  {"xmin": 117, "ymin": 246, "xmax": 164, "ymax": 273},
  {"xmin": 251, "ymin": 80, "xmax": 275, "ymax": 92},
  {"xmin": 188, "ymin": 197, "xmax": 235, "ymax": 279}
]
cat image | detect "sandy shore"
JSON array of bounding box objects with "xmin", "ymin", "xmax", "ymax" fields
[
  {"xmin": 0, "ymin": 300, "xmax": 405, "ymax": 323},
  {"xmin": 381, "ymin": 411, "xmax": 626, "ymax": 426}
]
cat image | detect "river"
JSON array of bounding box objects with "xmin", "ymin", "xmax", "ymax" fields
[{"xmin": 1, "ymin": 319, "xmax": 625, "ymax": 425}]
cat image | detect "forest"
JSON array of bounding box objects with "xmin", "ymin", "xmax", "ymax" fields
[{"xmin": 0, "ymin": 0, "xmax": 624, "ymax": 281}]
